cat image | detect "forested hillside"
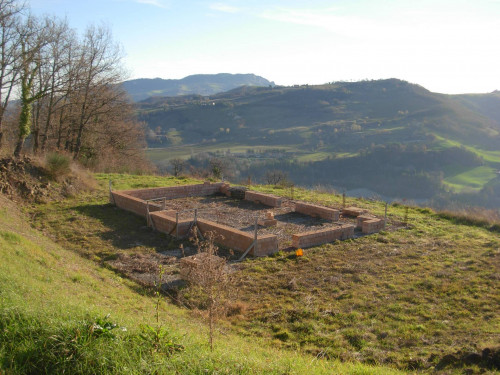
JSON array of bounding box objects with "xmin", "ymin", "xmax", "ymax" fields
[{"xmin": 138, "ymin": 79, "xmax": 500, "ymax": 206}]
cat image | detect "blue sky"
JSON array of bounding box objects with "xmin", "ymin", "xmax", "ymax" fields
[{"xmin": 31, "ymin": 0, "xmax": 500, "ymax": 94}]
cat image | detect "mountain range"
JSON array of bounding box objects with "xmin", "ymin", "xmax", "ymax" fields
[{"xmin": 122, "ymin": 73, "xmax": 274, "ymax": 101}]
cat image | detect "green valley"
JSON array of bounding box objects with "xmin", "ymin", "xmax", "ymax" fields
[{"xmin": 136, "ymin": 80, "xmax": 500, "ymax": 206}]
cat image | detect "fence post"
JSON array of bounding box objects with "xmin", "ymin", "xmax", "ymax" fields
[
  {"xmin": 176, "ymin": 212, "xmax": 179, "ymax": 238},
  {"xmin": 253, "ymin": 216, "xmax": 258, "ymax": 255},
  {"xmin": 109, "ymin": 180, "xmax": 115, "ymax": 205},
  {"xmin": 384, "ymin": 202, "xmax": 388, "ymax": 230},
  {"xmin": 162, "ymin": 197, "xmax": 166, "ymax": 210}
]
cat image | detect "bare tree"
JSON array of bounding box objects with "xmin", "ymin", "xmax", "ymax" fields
[
  {"xmin": 13, "ymin": 15, "xmax": 53, "ymax": 156},
  {"xmin": 186, "ymin": 231, "xmax": 231, "ymax": 351},
  {"xmin": 0, "ymin": 3, "xmax": 148, "ymax": 169},
  {"xmin": 0, "ymin": 0, "xmax": 24, "ymax": 149},
  {"xmin": 70, "ymin": 24, "xmax": 124, "ymax": 159},
  {"xmin": 170, "ymin": 158, "xmax": 185, "ymax": 176},
  {"xmin": 31, "ymin": 17, "xmax": 73, "ymax": 153},
  {"xmin": 264, "ymin": 169, "xmax": 289, "ymax": 185},
  {"xmin": 76, "ymin": 85, "xmax": 147, "ymax": 170}
]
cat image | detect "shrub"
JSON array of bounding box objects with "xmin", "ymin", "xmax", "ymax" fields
[{"xmin": 46, "ymin": 153, "xmax": 71, "ymax": 180}]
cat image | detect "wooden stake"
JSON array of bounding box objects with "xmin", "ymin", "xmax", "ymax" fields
[
  {"xmin": 238, "ymin": 216, "xmax": 259, "ymax": 262},
  {"xmin": 253, "ymin": 216, "xmax": 258, "ymax": 255},
  {"xmin": 384, "ymin": 202, "xmax": 388, "ymax": 229},
  {"xmin": 109, "ymin": 180, "xmax": 115, "ymax": 204},
  {"xmin": 176, "ymin": 212, "xmax": 179, "ymax": 238},
  {"xmin": 146, "ymin": 201, "xmax": 150, "ymax": 227}
]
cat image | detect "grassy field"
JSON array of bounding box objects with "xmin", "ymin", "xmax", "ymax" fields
[
  {"xmin": 146, "ymin": 144, "xmax": 300, "ymax": 164},
  {"xmin": 0, "ymin": 186, "xmax": 403, "ymax": 374},
  {"xmin": 9, "ymin": 173, "xmax": 498, "ymax": 374},
  {"xmin": 432, "ymin": 135, "xmax": 500, "ymax": 166},
  {"xmin": 443, "ymin": 166, "xmax": 498, "ymax": 192}
]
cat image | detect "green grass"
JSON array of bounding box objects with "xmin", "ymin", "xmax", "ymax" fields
[
  {"xmin": 430, "ymin": 134, "xmax": 500, "ymax": 192},
  {"xmin": 432, "ymin": 134, "xmax": 500, "ymax": 165},
  {"xmin": 0, "ymin": 180, "xmax": 404, "ymax": 374},
  {"xmin": 231, "ymin": 184, "xmax": 500, "ymax": 371},
  {"xmin": 146, "ymin": 144, "xmax": 300, "ymax": 164},
  {"xmin": 443, "ymin": 166, "xmax": 498, "ymax": 192},
  {"xmin": 296, "ymin": 152, "xmax": 332, "ymax": 162},
  {"xmin": 20, "ymin": 174, "xmax": 500, "ymax": 373}
]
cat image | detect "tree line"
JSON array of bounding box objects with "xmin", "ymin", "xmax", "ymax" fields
[{"xmin": 0, "ymin": 0, "xmax": 146, "ymax": 170}]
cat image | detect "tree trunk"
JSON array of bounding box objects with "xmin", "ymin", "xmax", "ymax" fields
[
  {"xmin": 73, "ymin": 125, "xmax": 84, "ymax": 159},
  {"xmin": 0, "ymin": 107, "xmax": 5, "ymax": 150},
  {"xmin": 15, "ymin": 86, "xmax": 32, "ymax": 157},
  {"xmin": 32, "ymin": 101, "xmax": 42, "ymax": 153},
  {"xmin": 209, "ymin": 305, "xmax": 214, "ymax": 352},
  {"xmin": 32, "ymin": 128, "xmax": 39, "ymax": 153},
  {"xmin": 13, "ymin": 137, "xmax": 24, "ymax": 157}
]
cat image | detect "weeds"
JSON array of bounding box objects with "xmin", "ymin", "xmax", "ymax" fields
[
  {"xmin": 437, "ymin": 208, "xmax": 500, "ymax": 232},
  {"xmin": 184, "ymin": 231, "xmax": 232, "ymax": 351},
  {"xmin": 140, "ymin": 264, "xmax": 184, "ymax": 355},
  {"xmin": 45, "ymin": 152, "xmax": 71, "ymax": 180}
]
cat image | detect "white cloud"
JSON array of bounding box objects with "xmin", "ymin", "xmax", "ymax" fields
[
  {"xmin": 135, "ymin": 0, "xmax": 169, "ymax": 9},
  {"xmin": 258, "ymin": 6, "xmax": 380, "ymax": 40},
  {"xmin": 209, "ymin": 2, "xmax": 241, "ymax": 13}
]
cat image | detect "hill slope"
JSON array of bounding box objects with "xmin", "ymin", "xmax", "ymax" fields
[
  {"xmin": 123, "ymin": 73, "xmax": 275, "ymax": 101},
  {"xmin": 2, "ymin": 171, "xmax": 499, "ymax": 373},
  {"xmin": 138, "ymin": 79, "xmax": 500, "ymax": 202},
  {"xmin": 0, "ymin": 189, "xmax": 399, "ymax": 374}
]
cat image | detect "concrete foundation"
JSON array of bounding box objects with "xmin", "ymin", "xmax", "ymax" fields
[
  {"xmin": 295, "ymin": 202, "xmax": 340, "ymax": 221},
  {"xmin": 362, "ymin": 218, "xmax": 385, "ymax": 234},
  {"xmin": 342, "ymin": 206, "xmax": 366, "ymax": 217},
  {"xmin": 244, "ymin": 191, "xmax": 282, "ymax": 207},
  {"xmin": 292, "ymin": 224, "xmax": 355, "ymax": 248},
  {"xmin": 111, "ymin": 182, "xmax": 386, "ymax": 257}
]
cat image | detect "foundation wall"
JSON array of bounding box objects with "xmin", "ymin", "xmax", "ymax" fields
[
  {"xmin": 362, "ymin": 219, "xmax": 385, "ymax": 234},
  {"xmin": 342, "ymin": 206, "xmax": 366, "ymax": 217},
  {"xmin": 150, "ymin": 211, "xmax": 192, "ymax": 237},
  {"xmin": 112, "ymin": 191, "xmax": 161, "ymax": 218},
  {"xmin": 356, "ymin": 214, "xmax": 376, "ymax": 229},
  {"xmin": 292, "ymin": 224, "xmax": 355, "ymax": 248},
  {"xmin": 197, "ymin": 218, "xmax": 278, "ymax": 256},
  {"xmin": 244, "ymin": 191, "xmax": 282, "ymax": 207},
  {"xmin": 220, "ymin": 183, "xmax": 231, "ymax": 197},
  {"xmin": 295, "ymin": 202, "xmax": 340, "ymax": 221},
  {"xmin": 122, "ymin": 182, "xmax": 225, "ymax": 201},
  {"xmin": 112, "ymin": 183, "xmax": 377, "ymax": 256}
]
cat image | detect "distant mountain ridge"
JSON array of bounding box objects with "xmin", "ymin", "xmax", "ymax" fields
[{"xmin": 122, "ymin": 73, "xmax": 275, "ymax": 101}]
